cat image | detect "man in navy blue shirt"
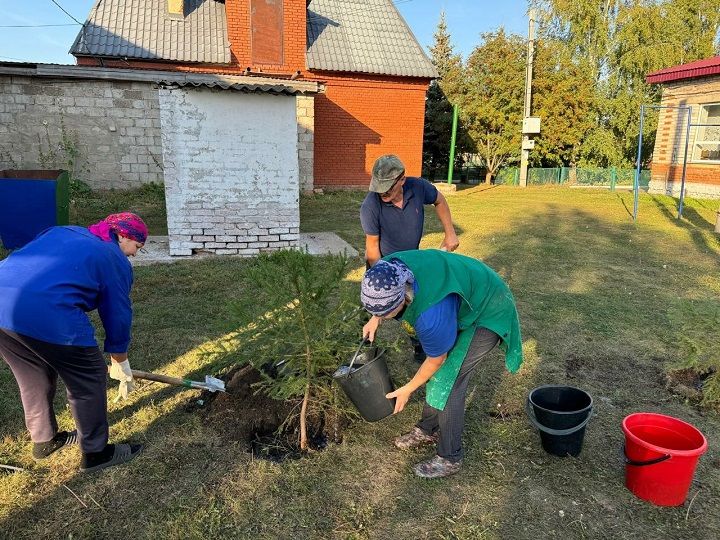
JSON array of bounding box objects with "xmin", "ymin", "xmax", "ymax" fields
[
  {"xmin": 360, "ymin": 155, "xmax": 460, "ymax": 362},
  {"xmin": 360, "ymin": 155, "xmax": 459, "ymax": 266}
]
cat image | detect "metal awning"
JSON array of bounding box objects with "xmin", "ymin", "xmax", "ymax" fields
[{"xmin": 0, "ymin": 62, "xmax": 321, "ymax": 95}]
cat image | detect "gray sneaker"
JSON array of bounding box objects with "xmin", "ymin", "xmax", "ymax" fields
[
  {"xmin": 394, "ymin": 427, "xmax": 439, "ymax": 450},
  {"xmin": 413, "ymin": 455, "xmax": 462, "ymax": 479}
]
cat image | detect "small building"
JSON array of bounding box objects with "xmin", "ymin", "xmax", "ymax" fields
[
  {"xmin": 70, "ymin": 0, "xmax": 437, "ymax": 189},
  {"xmin": 646, "ymin": 56, "xmax": 720, "ymax": 199}
]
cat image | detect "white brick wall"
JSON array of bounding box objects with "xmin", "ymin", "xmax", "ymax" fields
[
  {"xmin": 159, "ymin": 86, "xmax": 300, "ymax": 256},
  {"xmin": 0, "ymin": 76, "xmax": 163, "ymax": 189}
]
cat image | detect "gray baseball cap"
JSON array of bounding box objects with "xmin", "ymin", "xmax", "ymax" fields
[{"xmin": 369, "ymin": 155, "xmax": 405, "ymax": 193}]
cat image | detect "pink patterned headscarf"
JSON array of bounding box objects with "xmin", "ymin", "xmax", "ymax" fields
[{"xmin": 88, "ymin": 212, "xmax": 148, "ymax": 244}]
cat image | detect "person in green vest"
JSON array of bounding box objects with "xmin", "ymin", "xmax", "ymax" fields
[{"xmin": 360, "ymin": 249, "xmax": 522, "ymax": 478}]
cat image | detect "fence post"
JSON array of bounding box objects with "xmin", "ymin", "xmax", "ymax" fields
[
  {"xmin": 514, "ymin": 168, "xmax": 520, "ymax": 186},
  {"xmin": 447, "ymin": 104, "xmax": 459, "ymax": 185},
  {"xmin": 610, "ymin": 167, "xmax": 616, "ymax": 192}
]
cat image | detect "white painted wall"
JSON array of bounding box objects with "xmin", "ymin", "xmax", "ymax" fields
[{"xmin": 159, "ymin": 86, "xmax": 299, "ymax": 255}]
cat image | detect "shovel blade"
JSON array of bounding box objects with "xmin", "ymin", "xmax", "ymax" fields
[{"xmin": 204, "ymin": 375, "xmax": 226, "ymax": 393}]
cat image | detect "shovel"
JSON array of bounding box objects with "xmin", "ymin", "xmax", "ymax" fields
[{"xmin": 131, "ymin": 369, "xmax": 226, "ymax": 393}]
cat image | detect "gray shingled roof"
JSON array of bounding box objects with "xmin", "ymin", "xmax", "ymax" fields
[
  {"xmin": 70, "ymin": 0, "xmax": 230, "ymax": 64},
  {"xmin": 70, "ymin": 0, "xmax": 436, "ymax": 78},
  {"xmin": 306, "ymin": 0, "xmax": 437, "ymax": 78}
]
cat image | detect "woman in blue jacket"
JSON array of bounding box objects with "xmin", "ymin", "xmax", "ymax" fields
[{"xmin": 0, "ymin": 212, "xmax": 147, "ymax": 473}]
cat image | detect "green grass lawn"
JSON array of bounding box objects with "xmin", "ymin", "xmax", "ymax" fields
[{"xmin": 1, "ymin": 186, "xmax": 719, "ymax": 539}]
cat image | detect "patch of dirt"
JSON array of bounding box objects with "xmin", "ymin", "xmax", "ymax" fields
[
  {"xmin": 186, "ymin": 364, "xmax": 346, "ymax": 460},
  {"xmin": 665, "ymin": 367, "xmax": 715, "ymax": 403},
  {"xmin": 193, "ymin": 365, "xmax": 293, "ymax": 447},
  {"xmin": 563, "ymin": 351, "xmax": 665, "ymax": 390}
]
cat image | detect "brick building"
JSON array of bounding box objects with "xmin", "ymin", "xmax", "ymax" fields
[
  {"xmin": 70, "ymin": 0, "xmax": 437, "ymax": 189},
  {"xmin": 646, "ymin": 56, "xmax": 720, "ymax": 199}
]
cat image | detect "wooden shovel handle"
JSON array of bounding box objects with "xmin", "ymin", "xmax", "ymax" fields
[{"xmin": 131, "ymin": 369, "xmax": 186, "ymax": 387}]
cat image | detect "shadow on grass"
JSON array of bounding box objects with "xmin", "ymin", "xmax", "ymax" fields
[{"xmin": 649, "ymin": 196, "xmax": 720, "ymax": 257}]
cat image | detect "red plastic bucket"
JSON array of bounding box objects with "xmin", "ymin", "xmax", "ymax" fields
[{"xmin": 622, "ymin": 413, "xmax": 708, "ymax": 506}]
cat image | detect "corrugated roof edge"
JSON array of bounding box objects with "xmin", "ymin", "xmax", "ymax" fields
[
  {"xmin": 387, "ymin": 0, "xmax": 438, "ymax": 79},
  {"xmin": 0, "ymin": 62, "xmax": 321, "ymax": 95},
  {"xmin": 646, "ymin": 56, "xmax": 720, "ymax": 84}
]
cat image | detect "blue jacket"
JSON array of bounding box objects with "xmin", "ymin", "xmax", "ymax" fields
[{"xmin": 0, "ymin": 226, "xmax": 134, "ymax": 352}]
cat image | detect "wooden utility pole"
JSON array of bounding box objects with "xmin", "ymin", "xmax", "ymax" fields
[{"xmin": 519, "ymin": 8, "xmax": 537, "ymax": 188}]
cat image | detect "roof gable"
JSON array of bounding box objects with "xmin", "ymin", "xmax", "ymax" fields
[
  {"xmin": 71, "ymin": 0, "xmax": 231, "ymax": 64},
  {"xmin": 306, "ymin": 0, "xmax": 437, "ymax": 78}
]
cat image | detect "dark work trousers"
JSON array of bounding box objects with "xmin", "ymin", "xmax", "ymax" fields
[
  {"xmin": 416, "ymin": 327, "xmax": 500, "ymax": 463},
  {"xmin": 0, "ymin": 329, "xmax": 109, "ymax": 453}
]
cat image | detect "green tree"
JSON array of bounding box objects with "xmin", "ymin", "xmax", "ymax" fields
[
  {"xmin": 530, "ymin": 39, "xmax": 596, "ymax": 166},
  {"xmin": 463, "ymin": 30, "xmax": 525, "ymax": 182},
  {"xmin": 423, "ymin": 11, "xmax": 469, "ymax": 178},
  {"xmin": 228, "ymin": 250, "xmax": 361, "ymax": 451},
  {"xmin": 535, "ymin": 0, "xmax": 720, "ymax": 167}
]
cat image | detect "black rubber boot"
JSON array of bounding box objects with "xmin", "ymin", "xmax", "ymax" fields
[{"xmin": 32, "ymin": 430, "xmax": 78, "ymax": 460}]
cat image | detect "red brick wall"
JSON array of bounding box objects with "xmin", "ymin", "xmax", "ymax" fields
[
  {"xmin": 651, "ymin": 163, "xmax": 720, "ymax": 186},
  {"xmin": 311, "ymin": 72, "xmax": 430, "ymax": 187},
  {"xmin": 226, "ymin": 0, "xmax": 306, "ymax": 74}
]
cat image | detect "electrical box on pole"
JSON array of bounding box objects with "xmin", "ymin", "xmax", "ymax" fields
[{"xmin": 522, "ymin": 117, "xmax": 541, "ymax": 134}]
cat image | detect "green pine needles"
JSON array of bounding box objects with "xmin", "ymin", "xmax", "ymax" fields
[{"xmin": 230, "ymin": 249, "xmax": 363, "ymax": 450}]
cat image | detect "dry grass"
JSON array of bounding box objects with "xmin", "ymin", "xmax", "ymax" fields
[{"xmin": 1, "ymin": 186, "xmax": 719, "ymax": 539}]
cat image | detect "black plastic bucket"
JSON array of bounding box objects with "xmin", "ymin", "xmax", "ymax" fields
[
  {"xmin": 526, "ymin": 385, "xmax": 593, "ymax": 457},
  {"xmin": 333, "ymin": 346, "xmax": 395, "ymax": 422}
]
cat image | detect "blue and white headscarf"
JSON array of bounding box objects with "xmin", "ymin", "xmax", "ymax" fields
[{"xmin": 361, "ymin": 259, "xmax": 415, "ymax": 316}]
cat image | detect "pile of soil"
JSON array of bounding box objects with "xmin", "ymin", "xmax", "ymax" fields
[
  {"xmin": 190, "ymin": 364, "xmax": 340, "ymax": 460},
  {"xmin": 199, "ymin": 365, "xmax": 293, "ymax": 446}
]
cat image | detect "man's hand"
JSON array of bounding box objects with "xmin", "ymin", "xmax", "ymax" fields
[
  {"xmin": 362, "ymin": 315, "xmax": 382, "ymax": 342},
  {"xmin": 386, "ymin": 385, "xmax": 413, "ymax": 414},
  {"xmin": 109, "ymin": 358, "xmax": 135, "ymax": 401},
  {"xmin": 440, "ymin": 230, "xmax": 460, "ymax": 252},
  {"xmin": 433, "ymin": 192, "xmax": 459, "ymax": 252}
]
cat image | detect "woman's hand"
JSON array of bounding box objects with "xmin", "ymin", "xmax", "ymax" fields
[
  {"xmin": 362, "ymin": 315, "xmax": 382, "ymax": 342},
  {"xmin": 386, "ymin": 385, "xmax": 413, "ymax": 414},
  {"xmin": 386, "ymin": 354, "xmax": 447, "ymax": 414}
]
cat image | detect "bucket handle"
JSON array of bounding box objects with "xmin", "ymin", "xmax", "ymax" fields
[
  {"xmin": 525, "ymin": 397, "xmax": 592, "ymax": 437},
  {"xmin": 622, "ymin": 444, "xmax": 671, "ymax": 467},
  {"xmin": 348, "ymin": 338, "xmax": 369, "ymax": 370}
]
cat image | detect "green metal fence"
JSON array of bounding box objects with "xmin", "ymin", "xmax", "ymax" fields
[
  {"xmin": 494, "ymin": 167, "xmax": 650, "ymax": 189},
  {"xmin": 423, "ymin": 165, "xmax": 486, "ymax": 185}
]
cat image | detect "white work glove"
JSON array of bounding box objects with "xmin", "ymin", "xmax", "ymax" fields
[{"xmin": 109, "ymin": 359, "xmax": 136, "ymax": 402}]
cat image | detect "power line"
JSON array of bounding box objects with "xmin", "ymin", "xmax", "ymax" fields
[
  {"xmin": 0, "ymin": 54, "xmax": 30, "ymax": 62},
  {"xmin": 49, "ymin": 0, "xmax": 85, "ymax": 26},
  {"xmin": 0, "ymin": 23, "xmax": 79, "ymax": 28}
]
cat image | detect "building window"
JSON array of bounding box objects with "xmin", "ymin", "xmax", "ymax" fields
[
  {"xmin": 251, "ymin": 0, "xmax": 284, "ymax": 65},
  {"xmin": 692, "ymin": 103, "xmax": 720, "ymax": 162}
]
